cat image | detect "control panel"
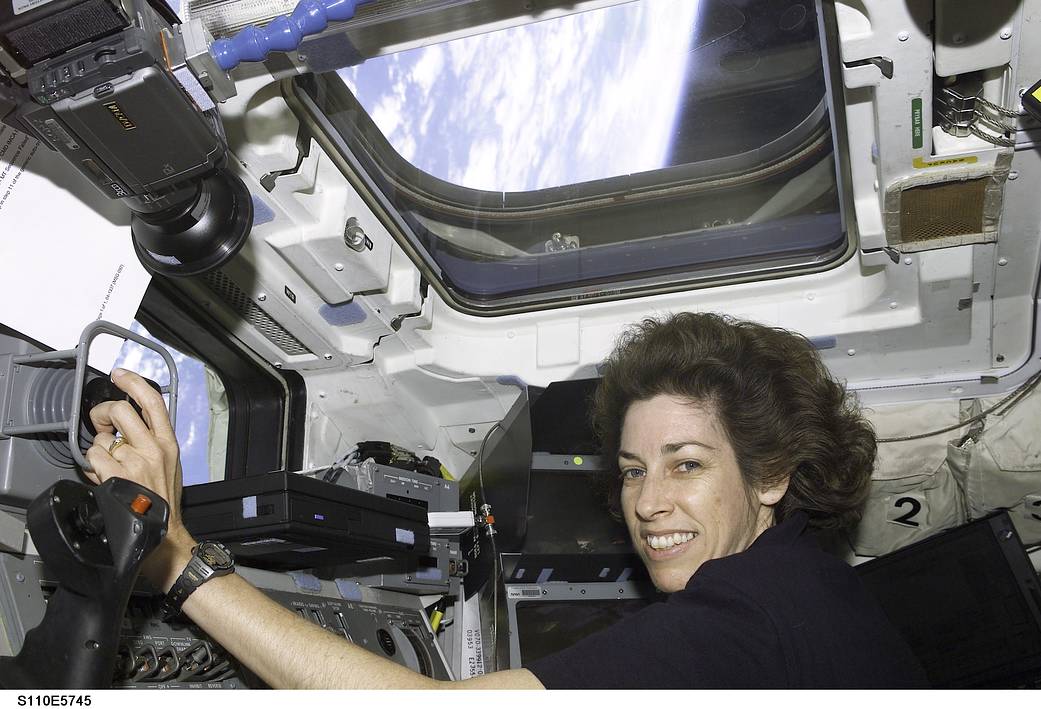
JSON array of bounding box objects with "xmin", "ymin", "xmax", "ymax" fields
[{"xmin": 0, "ymin": 553, "xmax": 452, "ymax": 687}]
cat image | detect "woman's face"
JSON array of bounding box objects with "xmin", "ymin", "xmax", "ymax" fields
[{"xmin": 619, "ymin": 394, "xmax": 787, "ymax": 593}]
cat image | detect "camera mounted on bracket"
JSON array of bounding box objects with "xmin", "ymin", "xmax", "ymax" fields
[{"xmin": 0, "ymin": 0, "xmax": 249, "ymax": 276}]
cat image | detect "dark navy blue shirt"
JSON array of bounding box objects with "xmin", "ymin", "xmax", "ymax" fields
[{"xmin": 527, "ymin": 512, "xmax": 928, "ymax": 688}]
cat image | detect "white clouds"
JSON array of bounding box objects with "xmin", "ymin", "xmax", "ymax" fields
[
  {"xmin": 343, "ymin": 0, "xmax": 701, "ymax": 192},
  {"xmin": 411, "ymin": 43, "xmax": 444, "ymax": 96},
  {"xmin": 456, "ymin": 138, "xmax": 502, "ymax": 196},
  {"xmin": 370, "ymin": 93, "xmax": 405, "ymax": 146}
]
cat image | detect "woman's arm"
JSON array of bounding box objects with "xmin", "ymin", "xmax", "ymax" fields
[{"xmin": 85, "ymin": 369, "xmax": 543, "ymax": 690}]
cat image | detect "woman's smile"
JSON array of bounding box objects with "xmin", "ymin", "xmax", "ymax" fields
[{"xmin": 642, "ymin": 530, "xmax": 697, "ymax": 559}]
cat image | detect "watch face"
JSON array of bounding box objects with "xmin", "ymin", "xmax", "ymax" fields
[{"xmin": 196, "ymin": 541, "xmax": 235, "ymax": 570}]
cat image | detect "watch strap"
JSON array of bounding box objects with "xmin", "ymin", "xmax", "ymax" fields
[
  {"xmin": 159, "ymin": 543, "xmax": 234, "ymax": 621},
  {"xmin": 159, "ymin": 570, "xmax": 197, "ymax": 621}
]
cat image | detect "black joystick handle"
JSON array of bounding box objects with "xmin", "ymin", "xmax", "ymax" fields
[{"xmin": 0, "ymin": 478, "xmax": 168, "ymax": 688}]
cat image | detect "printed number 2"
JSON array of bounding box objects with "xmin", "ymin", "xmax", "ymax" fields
[{"xmin": 892, "ymin": 497, "xmax": 922, "ymax": 527}]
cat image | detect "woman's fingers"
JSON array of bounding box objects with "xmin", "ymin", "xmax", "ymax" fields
[
  {"xmin": 86, "ymin": 429, "xmax": 166, "ymax": 496},
  {"xmin": 109, "ymin": 369, "xmax": 176, "ymax": 444},
  {"xmin": 89, "ymin": 400, "xmax": 161, "ymax": 455},
  {"xmin": 83, "ymin": 369, "xmax": 184, "ymax": 532},
  {"xmin": 85, "ymin": 434, "xmax": 133, "ymax": 483}
]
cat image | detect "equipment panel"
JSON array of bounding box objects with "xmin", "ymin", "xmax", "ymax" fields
[{"xmin": 0, "ymin": 554, "xmax": 452, "ymax": 687}]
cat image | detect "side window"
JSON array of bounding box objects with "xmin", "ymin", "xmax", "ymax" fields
[{"xmin": 112, "ymin": 320, "xmax": 227, "ymax": 485}]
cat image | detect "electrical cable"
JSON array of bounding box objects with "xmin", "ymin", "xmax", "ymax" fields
[{"xmin": 877, "ymin": 370, "xmax": 1041, "ymax": 443}]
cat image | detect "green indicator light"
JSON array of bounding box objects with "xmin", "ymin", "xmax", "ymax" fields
[{"xmin": 573, "ymin": 456, "xmax": 584, "ymax": 466}]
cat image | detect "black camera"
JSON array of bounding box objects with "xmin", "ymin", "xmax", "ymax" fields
[{"xmin": 0, "ymin": 0, "xmax": 250, "ymax": 276}]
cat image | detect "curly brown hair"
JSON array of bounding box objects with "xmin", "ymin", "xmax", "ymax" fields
[{"xmin": 592, "ymin": 312, "xmax": 874, "ymax": 530}]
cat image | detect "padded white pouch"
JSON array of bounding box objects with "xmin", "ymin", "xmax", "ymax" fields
[
  {"xmin": 947, "ymin": 385, "xmax": 1041, "ymax": 544},
  {"xmin": 851, "ymin": 402, "xmax": 967, "ymax": 557}
]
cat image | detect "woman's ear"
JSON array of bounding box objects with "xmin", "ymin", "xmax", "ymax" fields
[{"xmin": 757, "ymin": 475, "xmax": 790, "ymax": 507}]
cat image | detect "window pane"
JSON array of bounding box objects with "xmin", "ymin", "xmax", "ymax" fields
[
  {"xmin": 339, "ymin": 1, "xmax": 703, "ymax": 192},
  {"xmin": 304, "ymin": 0, "xmax": 843, "ymax": 306},
  {"xmin": 112, "ymin": 321, "xmax": 225, "ymax": 486}
]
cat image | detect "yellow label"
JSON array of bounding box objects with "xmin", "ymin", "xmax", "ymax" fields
[
  {"xmin": 1032, "ymin": 85, "xmax": 1041, "ymax": 104},
  {"xmin": 103, "ymin": 102, "xmax": 136, "ymax": 131},
  {"xmin": 912, "ymin": 155, "xmax": 978, "ymax": 169},
  {"xmin": 573, "ymin": 456, "xmax": 584, "ymax": 466}
]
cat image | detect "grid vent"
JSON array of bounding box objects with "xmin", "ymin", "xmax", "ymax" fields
[
  {"xmin": 200, "ymin": 270, "xmax": 312, "ymax": 357},
  {"xmin": 899, "ymin": 178, "xmax": 988, "ymax": 242}
]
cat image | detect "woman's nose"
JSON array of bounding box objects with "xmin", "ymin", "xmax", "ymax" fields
[{"xmin": 634, "ymin": 472, "xmax": 673, "ymax": 520}]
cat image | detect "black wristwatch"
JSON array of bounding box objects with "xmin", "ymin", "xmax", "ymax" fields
[{"xmin": 159, "ymin": 541, "xmax": 235, "ymax": 621}]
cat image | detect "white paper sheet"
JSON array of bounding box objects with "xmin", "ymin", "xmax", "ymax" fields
[{"xmin": 0, "ymin": 124, "xmax": 151, "ymax": 371}]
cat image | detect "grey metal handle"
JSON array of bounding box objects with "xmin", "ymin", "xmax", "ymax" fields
[{"xmin": 6, "ymin": 320, "xmax": 178, "ymax": 472}]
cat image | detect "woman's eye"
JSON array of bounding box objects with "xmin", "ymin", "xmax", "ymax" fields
[
  {"xmin": 621, "ymin": 468, "xmax": 645, "ymax": 480},
  {"xmin": 679, "ymin": 460, "xmax": 702, "ymax": 473}
]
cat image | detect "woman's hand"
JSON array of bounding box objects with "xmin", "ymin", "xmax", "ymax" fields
[{"xmin": 84, "ymin": 367, "xmax": 195, "ymax": 588}]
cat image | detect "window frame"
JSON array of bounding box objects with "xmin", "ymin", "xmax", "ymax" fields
[
  {"xmin": 284, "ymin": 0, "xmax": 858, "ymax": 316},
  {"xmin": 136, "ymin": 278, "xmax": 306, "ymax": 480}
]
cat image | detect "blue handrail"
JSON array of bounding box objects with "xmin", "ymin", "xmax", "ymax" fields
[{"xmin": 210, "ymin": 0, "xmax": 374, "ymax": 71}]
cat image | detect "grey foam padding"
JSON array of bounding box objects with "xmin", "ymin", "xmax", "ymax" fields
[{"xmin": 0, "ymin": 330, "xmax": 82, "ymax": 510}]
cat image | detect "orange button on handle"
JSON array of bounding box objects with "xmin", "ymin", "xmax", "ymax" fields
[{"xmin": 131, "ymin": 494, "xmax": 153, "ymax": 515}]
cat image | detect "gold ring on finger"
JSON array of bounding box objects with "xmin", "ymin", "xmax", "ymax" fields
[{"xmin": 108, "ymin": 436, "xmax": 130, "ymax": 455}]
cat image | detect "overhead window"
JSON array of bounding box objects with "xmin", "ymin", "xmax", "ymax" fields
[{"xmin": 293, "ymin": 0, "xmax": 845, "ymax": 312}]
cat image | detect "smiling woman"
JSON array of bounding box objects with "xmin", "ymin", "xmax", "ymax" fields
[
  {"xmin": 519, "ymin": 312, "xmax": 930, "ymax": 688},
  {"xmin": 618, "ymin": 394, "xmax": 788, "ymax": 593}
]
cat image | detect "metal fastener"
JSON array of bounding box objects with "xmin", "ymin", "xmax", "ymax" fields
[
  {"xmin": 257, "ymin": 293, "xmax": 267, "ymax": 302},
  {"xmin": 344, "ymin": 217, "xmax": 368, "ymax": 252},
  {"xmin": 898, "ymin": 31, "xmax": 909, "ymax": 41},
  {"xmin": 323, "ymin": 353, "xmax": 333, "ymax": 361},
  {"xmin": 999, "ymin": 257, "xmax": 1009, "ymax": 266},
  {"xmin": 15, "ymin": 573, "xmax": 25, "ymax": 583},
  {"xmin": 847, "ymin": 349, "xmax": 856, "ymax": 356},
  {"xmin": 334, "ymin": 263, "xmax": 344, "ymax": 272},
  {"xmin": 1000, "ymin": 28, "xmax": 1012, "ymax": 40},
  {"xmin": 1009, "ymin": 171, "xmax": 1019, "ymax": 181},
  {"xmin": 888, "ymin": 302, "xmax": 898, "ymax": 309},
  {"xmin": 904, "ymin": 257, "xmax": 913, "ymax": 265}
]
